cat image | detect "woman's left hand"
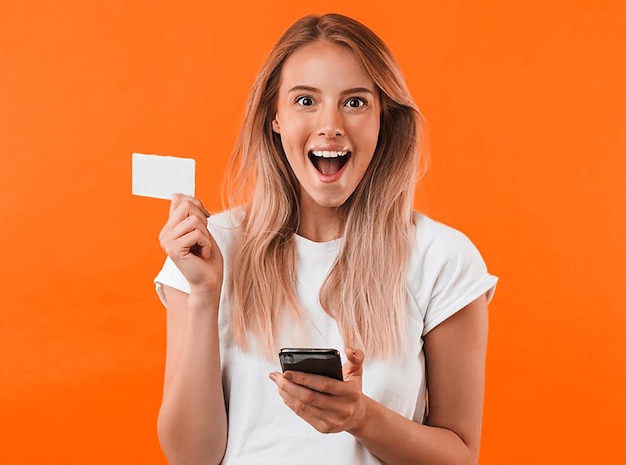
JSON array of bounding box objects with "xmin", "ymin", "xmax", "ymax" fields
[{"xmin": 269, "ymin": 348, "xmax": 367, "ymax": 434}]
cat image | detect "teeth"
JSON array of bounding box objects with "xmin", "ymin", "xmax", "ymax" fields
[{"xmin": 311, "ymin": 150, "xmax": 348, "ymax": 158}]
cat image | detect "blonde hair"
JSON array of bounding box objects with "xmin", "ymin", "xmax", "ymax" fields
[{"xmin": 226, "ymin": 13, "xmax": 424, "ymax": 359}]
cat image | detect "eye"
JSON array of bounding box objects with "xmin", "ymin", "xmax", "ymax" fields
[
  {"xmin": 345, "ymin": 97, "xmax": 367, "ymax": 108},
  {"xmin": 295, "ymin": 96, "xmax": 315, "ymax": 106}
]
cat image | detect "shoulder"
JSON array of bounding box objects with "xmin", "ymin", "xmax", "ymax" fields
[
  {"xmin": 206, "ymin": 208, "xmax": 244, "ymax": 253},
  {"xmin": 207, "ymin": 208, "xmax": 244, "ymax": 231},
  {"xmin": 412, "ymin": 213, "xmax": 482, "ymax": 265},
  {"xmin": 408, "ymin": 213, "xmax": 497, "ymax": 333}
]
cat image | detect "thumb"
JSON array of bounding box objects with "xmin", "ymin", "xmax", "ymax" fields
[
  {"xmin": 190, "ymin": 234, "xmax": 212, "ymax": 260},
  {"xmin": 342, "ymin": 347, "xmax": 365, "ymax": 380}
]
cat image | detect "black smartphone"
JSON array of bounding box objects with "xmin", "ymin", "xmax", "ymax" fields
[{"xmin": 278, "ymin": 348, "xmax": 343, "ymax": 381}]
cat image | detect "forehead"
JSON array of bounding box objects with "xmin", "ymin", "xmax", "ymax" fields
[{"xmin": 279, "ymin": 40, "xmax": 375, "ymax": 90}]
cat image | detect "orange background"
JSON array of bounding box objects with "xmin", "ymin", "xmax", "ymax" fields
[{"xmin": 1, "ymin": 1, "xmax": 625, "ymax": 463}]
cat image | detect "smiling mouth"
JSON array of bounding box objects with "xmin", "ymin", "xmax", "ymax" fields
[{"xmin": 308, "ymin": 150, "xmax": 351, "ymax": 176}]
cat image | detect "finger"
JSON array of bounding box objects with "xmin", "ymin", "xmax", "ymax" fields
[
  {"xmin": 193, "ymin": 227, "xmax": 219, "ymax": 260},
  {"xmin": 169, "ymin": 194, "xmax": 210, "ymax": 225},
  {"xmin": 270, "ymin": 373, "xmax": 346, "ymax": 433},
  {"xmin": 281, "ymin": 370, "xmax": 347, "ymax": 395},
  {"xmin": 181, "ymin": 229, "xmax": 213, "ymax": 259},
  {"xmin": 274, "ymin": 371, "xmax": 358, "ymax": 407},
  {"xmin": 169, "ymin": 214, "xmax": 210, "ymax": 242},
  {"xmin": 169, "ymin": 202, "xmax": 209, "ymax": 229},
  {"xmin": 342, "ymin": 347, "xmax": 365, "ymax": 379},
  {"xmin": 162, "ymin": 222, "xmax": 213, "ymax": 260},
  {"xmin": 169, "ymin": 193, "xmax": 188, "ymax": 218},
  {"xmin": 172, "ymin": 193, "xmax": 211, "ymax": 217},
  {"xmin": 161, "ymin": 202, "xmax": 210, "ymax": 244},
  {"xmin": 161, "ymin": 214, "xmax": 209, "ymax": 251},
  {"xmin": 166, "ymin": 229, "xmax": 211, "ymax": 258},
  {"xmin": 270, "ymin": 372, "xmax": 332, "ymax": 404}
]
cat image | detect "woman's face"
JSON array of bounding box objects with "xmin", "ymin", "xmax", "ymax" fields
[{"xmin": 272, "ymin": 40, "xmax": 381, "ymax": 212}]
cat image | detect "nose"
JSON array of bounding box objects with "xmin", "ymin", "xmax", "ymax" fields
[{"xmin": 317, "ymin": 105, "xmax": 344, "ymax": 137}]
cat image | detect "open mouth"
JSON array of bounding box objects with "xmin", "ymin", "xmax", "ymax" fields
[{"xmin": 308, "ymin": 150, "xmax": 351, "ymax": 176}]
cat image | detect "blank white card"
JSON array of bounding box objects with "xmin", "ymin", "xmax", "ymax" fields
[{"xmin": 131, "ymin": 153, "xmax": 195, "ymax": 200}]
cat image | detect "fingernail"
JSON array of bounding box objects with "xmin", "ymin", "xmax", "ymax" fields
[
  {"xmin": 269, "ymin": 373, "xmax": 277, "ymax": 382},
  {"xmin": 283, "ymin": 372, "xmax": 293, "ymax": 381}
]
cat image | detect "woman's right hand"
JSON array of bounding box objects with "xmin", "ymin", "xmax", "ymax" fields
[{"xmin": 158, "ymin": 194, "xmax": 224, "ymax": 300}]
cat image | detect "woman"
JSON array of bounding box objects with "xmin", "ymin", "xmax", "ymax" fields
[{"xmin": 155, "ymin": 12, "xmax": 497, "ymax": 465}]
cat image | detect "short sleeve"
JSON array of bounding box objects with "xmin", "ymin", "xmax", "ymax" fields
[
  {"xmin": 420, "ymin": 224, "xmax": 498, "ymax": 335},
  {"xmin": 154, "ymin": 257, "xmax": 191, "ymax": 307}
]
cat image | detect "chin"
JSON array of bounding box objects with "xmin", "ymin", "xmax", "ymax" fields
[{"xmin": 313, "ymin": 195, "xmax": 350, "ymax": 209}]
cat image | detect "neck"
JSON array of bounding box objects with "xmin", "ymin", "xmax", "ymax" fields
[{"xmin": 297, "ymin": 199, "xmax": 343, "ymax": 243}]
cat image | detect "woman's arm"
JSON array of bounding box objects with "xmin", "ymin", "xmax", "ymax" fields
[
  {"xmin": 271, "ymin": 294, "xmax": 489, "ymax": 465},
  {"xmin": 351, "ymin": 295, "xmax": 488, "ymax": 465},
  {"xmin": 157, "ymin": 286, "xmax": 227, "ymax": 465},
  {"xmin": 156, "ymin": 194, "xmax": 227, "ymax": 465}
]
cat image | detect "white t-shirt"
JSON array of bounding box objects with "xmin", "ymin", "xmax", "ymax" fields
[{"xmin": 155, "ymin": 211, "xmax": 498, "ymax": 465}]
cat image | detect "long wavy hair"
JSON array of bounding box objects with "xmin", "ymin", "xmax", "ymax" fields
[{"xmin": 226, "ymin": 13, "xmax": 424, "ymax": 359}]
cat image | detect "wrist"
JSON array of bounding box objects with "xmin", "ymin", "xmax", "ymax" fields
[
  {"xmin": 347, "ymin": 394, "xmax": 375, "ymax": 438},
  {"xmin": 187, "ymin": 289, "xmax": 220, "ymax": 315}
]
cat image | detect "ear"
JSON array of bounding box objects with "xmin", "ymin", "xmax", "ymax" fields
[{"xmin": 272, "ymin": 116, "xmax": 280, "ymax": 134}]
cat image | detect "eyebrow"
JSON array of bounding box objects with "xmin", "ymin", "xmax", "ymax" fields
[{"xmin": 287, "ymin": 85, "xmax": 375, "ymax": 96}]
